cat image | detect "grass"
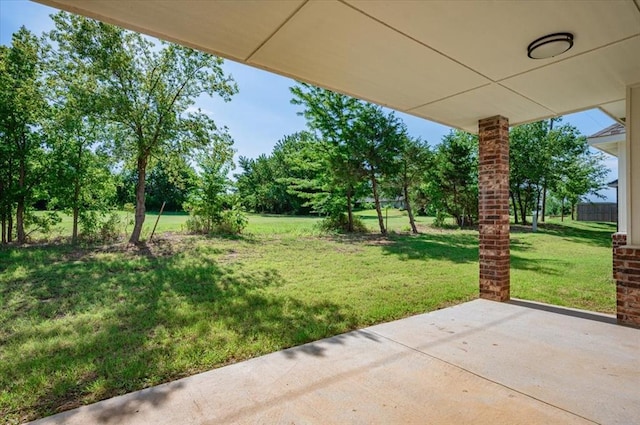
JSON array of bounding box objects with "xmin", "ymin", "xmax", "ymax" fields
[{"xmin": 0, "ymin": 211, "xmax": 616, "ymax": 423}]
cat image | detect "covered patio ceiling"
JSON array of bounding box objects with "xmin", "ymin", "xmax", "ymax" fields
[{"xmin": 35, "ymin": 0, "xmax": 640, "ymax": 133}]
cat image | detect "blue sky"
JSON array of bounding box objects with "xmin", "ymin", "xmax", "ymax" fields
[{"xmin": 1, "ymin": 0, "xmax": 618, "ymax": 201}]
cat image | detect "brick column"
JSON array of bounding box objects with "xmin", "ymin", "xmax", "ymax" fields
[
  {"xmin": 612, "ymin": 232, "xmax": 627, "ymax": 279},
  {"xmin": 478, "ymin": 116, "xmax": 510, "ymax": 301},
  {"xmin": 615, "ymin": 245, "xmax": 640, "ymax": 327}
]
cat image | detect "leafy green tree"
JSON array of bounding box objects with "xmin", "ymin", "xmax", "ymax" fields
[
  {"xmin": 385, "ymin": 136, "xmax": 432, "ymax": 233},
  {"xmin": 552, "ymin": 144, "xmax": 608, "ymax": 221},
  {"xmin": 426, "ymin": 130, "xmax": 478, "ymax": 227},
  {"xmin": 236, "ymin": 131, "xmax": 320, "ymax": 214},
  {"xmin": 282, "ymin": 137, "xmax": 357, "ymax": 221},
  {"xmin": 0, "ymin": 27, "xmax": 47, "ymax": 244},
  {"xmin": 49, "ymin": 12, "xmax": 237, "ymax": 243},
  {"xmin": 291, "ymin": 84, "xmax": 364, "ymax": 232},
  {"xmin": 351, "ymin": 105, "xmax": 405, "ymax": 235},
  {"xmin": 145, "ymin": 158, "xmax": 197, "ymax": 212},
  {"xmin": 291, "ymin": 83, "xmax": 406, "ymax": 234},
  {"xmin": 509, "ymin": 121, "xmax": 548, "ymax": 224},
  {"xmin": 43, "ymin": 40, "xmax": 117, "ymax": 243},
  {"xmin": 184, "ymin": 133, "xmax": 242, "ymax": 233},
  {"xmin": 509, "ymin": 118, "xmax": 607, "ymax": 224}
]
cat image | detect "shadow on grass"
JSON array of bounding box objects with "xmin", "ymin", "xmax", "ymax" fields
[
  {"xmin": 378, "ymin": 232, "xmax": 479, "ymax": 263},
  {"xmin": 510, "ymin": 252, "xmax": 570, "ymax": 276},
  {"xmin": 0, "ymin": 240, "xmax": 360, "ymax": 423},
  {"xmin": 512, "ymin": 222, "xmax": 615, "ymax": 248}
]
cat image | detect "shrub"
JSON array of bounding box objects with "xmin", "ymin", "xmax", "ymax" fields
[
  {"xmin": 316, "ymin": 213, "xmax": 368, "ymax": 234},
  {"xmin": 185, "ymin": 205, "xmax": 247, "ymax": 235},
  {"xmin": 433, "ymin": 210, "xmax": 447, "ymax": 228},
  {"xmin": 80, "ymin": 211, "xmax": 122, "ymax": 243},
  {"xmin": 24, "ymin": 211, "xmax": 61, "ymax": 241}
]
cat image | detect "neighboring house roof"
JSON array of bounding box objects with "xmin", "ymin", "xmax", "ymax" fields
[
  {"xmin": 587, "ymin": 123, "xmax": 625, "ymax": 158},
  {"xmin": 589, "ymin": 123, "xmax": 625, "ymax": 138},
  {"xmin": 608, "ymin": 179, "xmax": 618, "ymax": 188}
]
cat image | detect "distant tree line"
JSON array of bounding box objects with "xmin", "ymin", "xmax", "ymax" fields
[
  {"xmin": 235, "ymin": 83, "xmax": 608, "ymax": 231},
  {"xmin": 1, "ymin": 16, "xmax": 608, "ymax": 244}
]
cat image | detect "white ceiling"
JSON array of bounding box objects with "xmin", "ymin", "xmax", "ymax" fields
[{"xmin": 35, "ymin": 0, "xmax": 640, "ymax": 133}]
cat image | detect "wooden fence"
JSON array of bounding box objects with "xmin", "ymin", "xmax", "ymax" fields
[{"xmin": 576, "ymin": 202, "xmax": 617, "ymax": 223}]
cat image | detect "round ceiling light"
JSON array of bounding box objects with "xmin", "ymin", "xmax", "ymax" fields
[{"xmin": 527, "ymin": 32, "xmax": 574, "ymax": 59}]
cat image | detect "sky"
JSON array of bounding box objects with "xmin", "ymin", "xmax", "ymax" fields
[{"xmin": 1, "ymin": 0, "xmax": 619, "ymax": 201}]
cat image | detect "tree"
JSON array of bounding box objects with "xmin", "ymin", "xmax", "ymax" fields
[
  {"xmin": 49, "ymin": 12, "xmax": 237, "ymax": 244},
  {"xmin": 386, "ymin": 136, "xmax": 432, "ymax": 233},
  {"xmin": 509, "ymin": 118, "xmax": 607, "ymax": 224},
  {"xmin": 351, "ymin": 106, "xmax": 405, "ymax": 235},
  {"xmin": 426, "ymin": 130, "xmax": 478, "ymax": 227},
  {"xmin": 509, "ymin": 121, "xmax": 548, "ymax": 224},
  {"xmin": 553, "ymin": 144, "xmax": 608, "ymax": 221},
  {"xmin": 145, "ymin": 158, "xmax": 197, "ymax": 212},
  {"xmin": 43, "ymin": 41, "xmax": 117, "ymax": 243},
  {"xmin": 290, "ymin": 83, "xmax": 406, "ymax": 234},
  {"xmin": 235, "ymin": 132, "xmax": 317, "ymax": 214},
  {"xmin": 184, "ymin": 130, "xmax": 241, "ymax": 233},
  {"xmin": 291, "ymin": 84, "xmax": 364, "ymax": 232},
  {"xmin": 0, "ymin": 27, "xmax": 47, "ymax": 244}
]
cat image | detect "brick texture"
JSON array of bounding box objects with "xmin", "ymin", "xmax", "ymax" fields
[
  {"xmin": 612, "ymin": 232, "xmax": 627, "ymax": 278},
  {"xmin": 478, "ymin": 116, "xmax": 510, "ymax": 302},
  {"xmin": 613, "ymin": 235, "xmax": 640, "ymax": 327}
]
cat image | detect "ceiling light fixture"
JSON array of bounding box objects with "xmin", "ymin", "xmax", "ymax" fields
[{"xmin": 527, "ymin": 32, "xmax": 574, "ymax": 59}]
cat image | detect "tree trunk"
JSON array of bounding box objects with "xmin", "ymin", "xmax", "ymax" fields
[
  {"xmin": 535, "ymin": 188, "xmax": 541, "ymax": 223},
  {"xmin": 571, "ymin": 203, "xmax": 575, "ymax": 220},
  {"xmin": 129, "ymin": 155, "xmax": 148, "ymax": 244},
  {"xmin": 541, "ymin": 184, "xmax": 547, "ymax": 222},
  {"xmin": 16, "ymin": 201, "xmax": 25, "ymax": 244},
  {"xmin": 72, "ymin": 143, "xmax": 82, "ymax": 244},
  {"xmin": 517, "ymin": 189, "xmax": 528, "ymax": 225},
  {"xmin": 371, "ymin": 172, "xmax": 386, "ymax": 235},
  {"xmin": 16, "ymin": 156, "xmax": 26, "ymax": 244},
  {"xmin": 561, "ymin": 198, "xmax": 565, "ymax": 222},
  {"xmin": 404, "ymin": 184, "xmax": 418, "ymax": 234},
  {"xmin": 1, "ymin": 213, "xmax": 6, "ymax": 244},
  {"xmin": 511, "ymin": 192, "xmax": 519, "ymax": 224},
  {"xmin": 346, "ymin": 188, "xmax": 354, "ymax": 233},
  {"xmin": 0, "ymin": 180, "xmax": 4, "ymax": 244},
  {"xmin": 7, "ymin": 212, "xmax": 13, "ymax": 243},
  {"xmin": 72, "ymin": 206, "xmax": 79, "ymax": 245}
]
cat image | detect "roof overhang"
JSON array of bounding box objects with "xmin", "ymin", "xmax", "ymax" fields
[
  {"xmin": 33, "ymin": 0, "xmax": 640, "ymax": 133},
  {"xmin": 587, "ymin": 123, "xmax": 626, "ymax": 157}
]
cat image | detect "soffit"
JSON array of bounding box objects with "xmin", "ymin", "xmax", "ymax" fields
[
  {"xmin": 600, "ymin": 100, "xmax": 627, "ymax": 123},
  {"xmin": 410, "ymin": 84, "xmax": 555, "ymax": 133},
  {"xmin": 346, "ymin": 0, "xmax": 640, "ymax": 82},
  {"xmin": 34, "ymin": 0, "xmax": 640, "ymax": 134},
  {"xmin": 501, "ymin": 36, "xmax": 640, "ymax": 117},
  {"xmin": 248, "ymin": 0, "xmax": 489, "ymax": 112},
  {"xmin": 34, "ymin": 0, "xmax": 306, "ymax": 62}
]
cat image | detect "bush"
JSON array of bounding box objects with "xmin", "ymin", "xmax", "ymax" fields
[
  {"xmin": 433, "ymin": 210, "xmax": 447, "ymax": 228},
  {"xmin": 24, "ymin": 211, "xmax": 61, "ymax": 241},
  {"xmin": 80, "ymin": 211, "xmax": 122, "ymax": 243},
  {"xmin": 185, "ymin": 206, "xmax": 247, "ymax": 235},
  {"xmin": 316, "ymin": 214, "xmax": 368, "ymax": 234}
]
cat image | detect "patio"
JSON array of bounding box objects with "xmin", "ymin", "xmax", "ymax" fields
[{"xmin": 31, "ymin": 299, "xmax": 640, "ymax": 425}]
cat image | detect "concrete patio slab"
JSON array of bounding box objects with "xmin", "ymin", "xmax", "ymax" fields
[{"xmin": 30, "ymin": 299, "xmax": 639, "ymax": 425}]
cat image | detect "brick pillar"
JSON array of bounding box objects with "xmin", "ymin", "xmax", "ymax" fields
[
  {"xmin": 612, "ymin": 232, "xmax": 627, "ymax": 278},
  {"xmin": 614, "ymin": 245, "xmax": 640, "ymax": 328},
  {"xmin": 478, "ymin": 116, "xmax": 510, "ymax": 301}
]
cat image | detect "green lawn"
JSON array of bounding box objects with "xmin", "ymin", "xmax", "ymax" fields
[{"xmin": 0, "ymin": 212, "xmax": 616, "ymax": 423}]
